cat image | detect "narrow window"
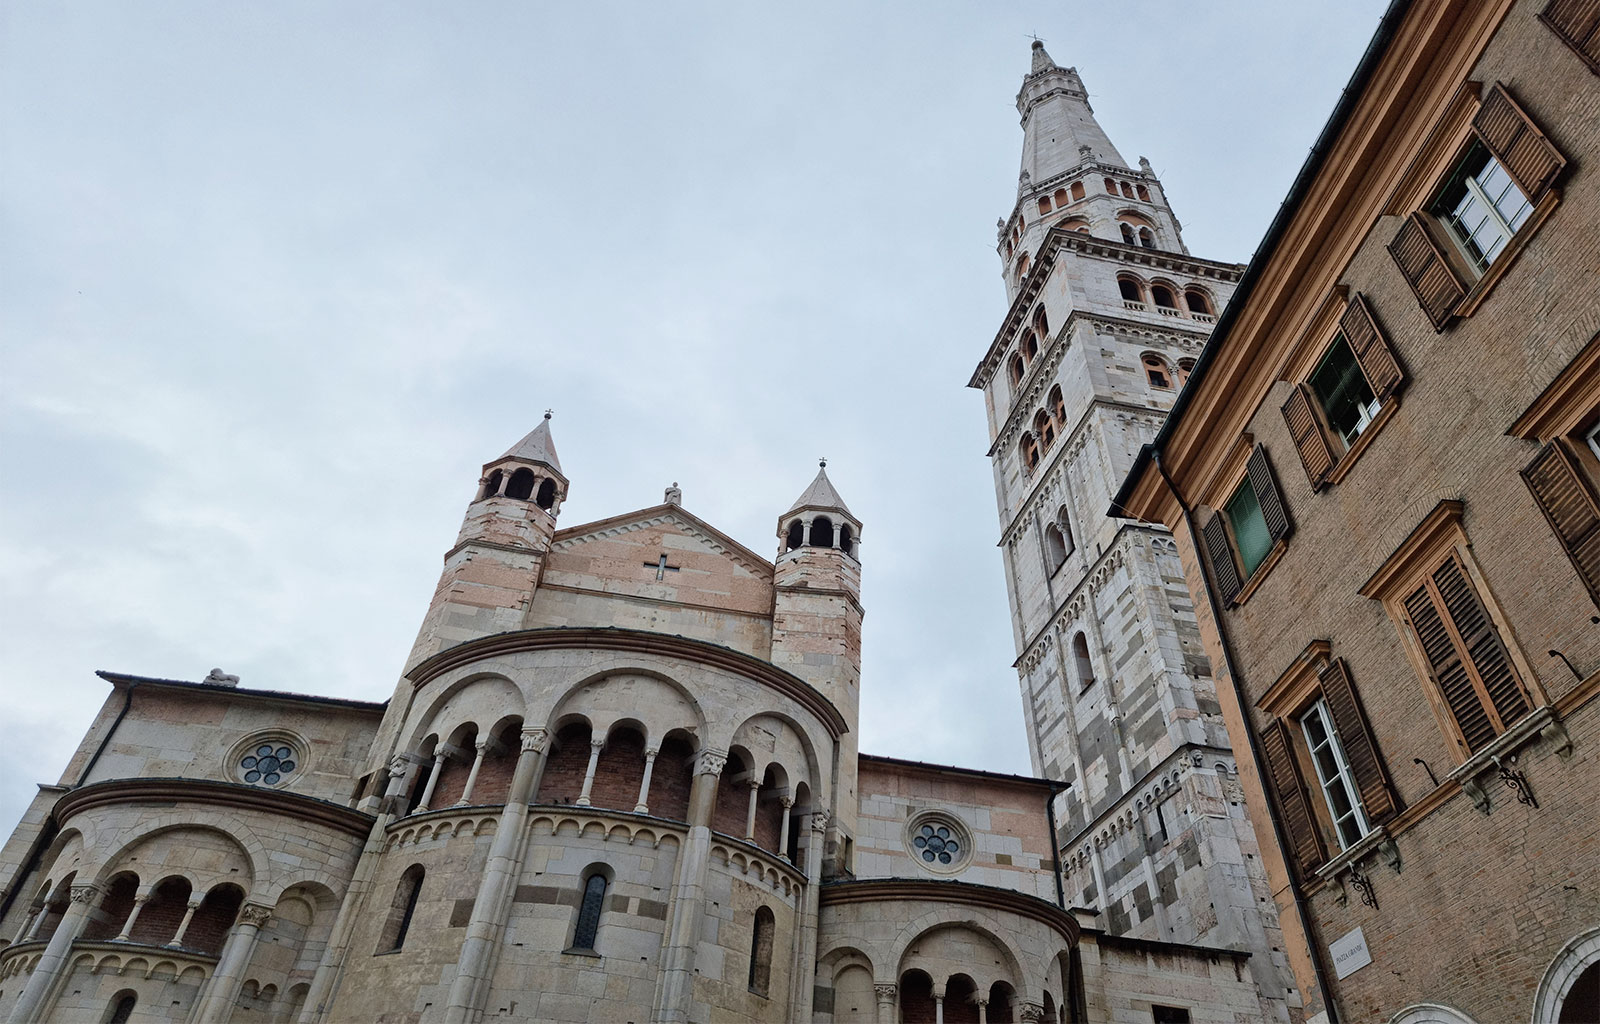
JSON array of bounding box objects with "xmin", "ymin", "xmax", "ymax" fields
[
  {"xmin": 1176, "ymin": 358, "xmax": 1195, "ymax": 386},
  {"xmin": 1142, "ymin": 354, "xmax": 1172, "ymax": 390},
  {"xmin": 535, "ymin": 478, "xmax": 557, "ymax": 510},
  {"xmin": 505, "ymin": 468, "xmax": 535, "ymax": 501},
  {"xmin": 1120, "ymin": 223, "xmax": 1136, "ymax": 245},
  {"xmin": 1049, "ymin": 385, "xmax": 1065, "ymax": 423},
  {"xmin": 1225, "ymin": 477, "xmax": 1273, "ymax": 577},
  {"xmin": 838, "ymin": 523, "xmax": 854, "ymax": 557},
  {"xmin": 1205, "ymin": 446, "xmax": 1292, "ymax": 602},
  {"xmin": 378, "ymin": 865, "xmax": 424, "ymax": 953},
  {"xmin": 1308, "ymin": 335, "xmax": 1381, "ymax": 448},
  {"xmin": 1151, "ymin": 285, "xmax": 1177, "ymax": 309},
  {"xmin": 1136, "ymin": 183, "xmax": 1151, "ymax": 202},
  {"xmin": 1184, "ymin": 289, "xmax": 1211, "ymax": 315},
  {"xmin": 1299, "ymin": 700, "xmax": 1371, "ymax": 849},
  {"xmin": 1104, "ymin": 177, "xmax": 1118, "ymax": 194},
  {"xmin": 1121, "ymin": 182, "xmax": 1136, "ymax": 199},
  {"xmin": 1521, "ymin": 438, "xmax": 1600, "ymax": 607},
  {"xmin": 1070, "ymin": 181, "xmax": 1085, "ymax": 201},
  {"xmin": 1072, "ymin": 633, "xmax": 1095, "ymax": 690},
  {"xmin": 1038, "ymin": 196, "xmax": 1052, "ymax": 215},
  {"xmin": 1431, "ymin": 141, "xmax": 1533, "ymax": 271},
  {"xmin": 1011, "ymin": 354, "xmax": 1026, "ymax": 386},
  {"xmin": 572, "ymin": 872, "xmax": 607, "ymax": 951},
  {"xmin": 747, "ymin": 906, "xmax": 775, "ymax": 996},
  {"xmin": 1035, "ymin": 410, "xmax": 1054, "ymax": 450},
  {"xmin": 1151, "ymin": 1006, "xmax": 1191, "ymax": 1024},
  {"xmin": 106, "ymin": 992, "xmax": 138, "ymax": 1024},
  {"xmin": 785, "ymin": 519, "xmax": 805, "ymax": 552},
  {"xmin": 1017, "ymin": 252, "xmax": 1031, "ymax": 279},
  {"xmin": 1022, "ymin": 435, "xmax": 1040, "ymax": 472},
  {"xmin": 1139, "ymin": 227, "xmax": 1155, "ymax": 248},
  {"xmin": 1033, "ymin": 306, "xmax": 1049, "ymax": 336},
  {"xmin": 1045, "ymin": 524, "xmax": 1067, "ymax": 573},
  {"xmin": 481, "ymin": 470, "xmax": 503, "ymax": 499},
  {"xmin": 1054, "ymin": 188, "xmax": 1069, "ymax": 207},
  {"xmin": 1118, "ymin": 278, "xmax": 1142, "ymax": 303},
  {"xmin": 1024, "ymin": 331, "xmax": 1039, "ymax": 361}
]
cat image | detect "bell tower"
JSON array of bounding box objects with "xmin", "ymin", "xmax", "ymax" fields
[{"xmin": 970, "ymin": 41, "xmax": 1295, "ymax": 1013}]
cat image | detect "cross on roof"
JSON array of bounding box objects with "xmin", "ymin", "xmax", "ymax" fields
[{"xmin": 644, "ymin": 553, "xmax": 680, "ymax": 581}]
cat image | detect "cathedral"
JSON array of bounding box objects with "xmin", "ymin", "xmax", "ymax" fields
[{"xmin": 0, "ymin": 43, "xmax": 1295, "ymax": 1024}]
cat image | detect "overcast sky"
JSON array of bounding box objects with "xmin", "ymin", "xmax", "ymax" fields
[{"xmin": 0, "ymin": 2, "xmax": 1389, "ymax": 832}]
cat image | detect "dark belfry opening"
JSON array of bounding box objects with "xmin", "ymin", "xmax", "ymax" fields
[
  {"xmin": 535, "ymin": 477, "xmax": 557, "ymax": 510},
  {"xmin": 785, "ymin": 519, "xmax": 805, "ymax": 552},
  {"xmin": 1118, "ymin": 278, "xmax": 1141, "ymax": 302},
  {"xmin": 838, "ymin": 524, "xmax": 854, "ymax": 556},
  {"xmin": 809, "ymin": 516, "xmax": 834, "ymax": 548},
  {"xmin": 482, "ymin": 469, "xmax": 503, "ymax": 499},
  {"xmin": 1151, "ymin": 284, "xmax": 1177, "ymax": 309},
  {"xmin": 505, "ymin": 468, "xmax": 536, "ymax": 501},
  {"xmin": 1140, "ymin": 227, "xmax": 1156, "ymax": 248},
  {"xmin": 1121, "ymin": 223, "xmax": 1136, "ymax": 244}
]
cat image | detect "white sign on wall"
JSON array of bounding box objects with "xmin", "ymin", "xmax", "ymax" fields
[{"xmin": 1330, "ymin": 926, "xmax": 1373, "ymax": 980}]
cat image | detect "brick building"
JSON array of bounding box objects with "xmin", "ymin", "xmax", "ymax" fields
[{"xmin": 1112, "ymin": 1, "xmax": 1600, "ymax": 1021}]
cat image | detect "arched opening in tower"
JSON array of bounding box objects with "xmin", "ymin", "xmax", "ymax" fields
[
  {"xmin": 785, "ymin": 519, "xmax": 805, "ymax": 552},
  {"xmin": 535, "ymin": 477, "xmax": 557, "ymax": 510},
  {"xmin": 808, "ymin": 517, "xmax": 835, "ymax": 548},
  {"xmin": 838, "ymin": 524, "xmax": 854, "ymax": 556},
  {"xmin": 505, "ymin": 468, "xmax": 536, "ymax": 501}
]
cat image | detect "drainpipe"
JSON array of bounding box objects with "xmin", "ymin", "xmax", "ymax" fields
[{"xmin": 1152, "ymin": 451, "xmax": 1339, "ymax": 1023}]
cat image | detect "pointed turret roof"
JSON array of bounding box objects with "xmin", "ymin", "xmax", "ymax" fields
[
  {"xmin": 499, "ymin": 413, "xmax": 562, "ymax": 472},
  {"xmin": 785, "ymin": 463, "xmax": 854, "ymax": 519},
  {"xmin": 1029, "ymin": 39, "xmax": 1057, "ymax": 75}
]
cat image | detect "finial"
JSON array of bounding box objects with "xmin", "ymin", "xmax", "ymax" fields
[
  {"xmin": 543, "ymin": 409, "xmax": 552, "ymax": 420},
  {"xmin": 819, "ymin": 457, "xmax": 827, "ymax": 468}
]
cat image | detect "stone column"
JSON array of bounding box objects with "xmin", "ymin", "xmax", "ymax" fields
[
  {"xmin": 12, "ymin": 906, "xmax": 41, "ymax": 945},
  {"xmin": 6, "ymin": 883, "xmax": 101, "ymax": 1023},
  {"xmin": 935, "ymin": 993, "xmax": 945, "ymax": 1024},
  {"xmin": 442, "ymin": 727, "xmax": 549, "ymax": 1024},
  {"xmin": 978, "ymin": 996, "xmax": 989, "ymax": 1024},
  {"xmin": 195, "ymin": 903, "xmax": 271, "ymax": 1023},
  {"xmin": 167, "ymin": 897, "xmax": 204, "ymax": 948},
  {"xmin": 777, "ymin": 797, "xmax": 794, "ymax": 860},
  {"xmin": 574, "ymin": 738, "xmax": 604, "ymax": 807},
  {"xmin": 455, "ymin": 739, "xmax": 489, "ymax": 807},
  {"xmin": 787, "ymin": 809, "xmax": 829, "ymax": 1024},
  {"xmin": 874, "ymin": 983, "xmax": 897, "ymax": 1024},
  {"xmin": 113, "ymin": 891, "xmax": 151, "ymax": 941},
  {"xmin": 633, "ymin": 747, "xmax": 659, "ymax": 813},
  {"xmin": 743, "ymin": 779, "xmax": 761, "ymax": 840},
  {"xmin": 651, "ymin": 748, "xmax": 725, "ymax": 1023},
  {"xmin": 379, "ymin": 754, "xmax": 417, "ymax": 815},
  {"xmin": 414, "ymin": 750, "xmax": 449, "ymax": 813}
]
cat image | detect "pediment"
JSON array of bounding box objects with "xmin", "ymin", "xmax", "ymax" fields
[{"xmin": 550, "ymin": 504, "xmax": 773, "ymax": 579}]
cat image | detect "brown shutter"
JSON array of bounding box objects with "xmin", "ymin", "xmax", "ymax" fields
[
  {"xmin": 1247, "ymin": 445, "xmax": 1292, "ymax": 543},
  {"xmin": 1317, "ymin": 658, "xmax": 1400, "ymax": 824},
  {"xmin": 1432, "ymin": 557, "xmax": 1532, "ymax": 731},
  {"xmin": 1260, "ymin": 719, "xmax": 1326, "ymax": 878},
  {"xmin": 1541, "ymin": 0, "xmax": 1600, "ymax": 73},
  {"xmin": 1340, "ymin": 293, "xmax": 1405, "ymax": 400},
  {"xmin": 1473, "ymin": 83, "xmax": 1568, "ymax": 200},
  {"xmin": 1522, "ymin": 440, "xmax": 1600, "ymax": 607},
  {"xmin": 1388, "ymin": 213, "xmax": 1466, "ymax": 331},
  {"xmin": 1282, "ymin": 385, "xmax": 1337, "ymax": 490},
  {"xmin": 1402, "ymin": 580, "xmax": 1497, "ymax": 755},
  {"xmin": 1201, "ymin": 510, "xmax": 1243, "ymax": 606}
]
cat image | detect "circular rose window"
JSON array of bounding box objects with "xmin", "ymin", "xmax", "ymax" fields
[
  {"xmin": 913, "ymin": 823, "xmax": 960, "ymax": 864},
  {"xmin": 241, "ymin": 744, "xmax": 297, "ymax": 787},
  {"xmin": 904, "ymin": 811, "xmax": 972, "ymax": 874}
]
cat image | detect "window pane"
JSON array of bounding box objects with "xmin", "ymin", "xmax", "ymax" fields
[
  {"xmin": 1226, "ymin": 482, "xmax": 1273, "ymax": 577},
  {"xmin": 1309, "ymin": 336, "xmax": 1379, "ymax": 447}
]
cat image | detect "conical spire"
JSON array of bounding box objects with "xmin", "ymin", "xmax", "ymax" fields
[
  {"xmin": 499, "ymin": 412, "xmax": 562, "ymax": 472},
  {"xmin": 1016, "ymin": 45, "xmax": 1129, "ymax": 176},
  {"xmin": 1030, "ymin": 39, "xmax": 1057, "ymax": 75},
  {"xmin": 785, "ymin": 461, "xmax": 853, "ymax": 518}
]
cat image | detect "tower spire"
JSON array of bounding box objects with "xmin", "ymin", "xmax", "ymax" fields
[{"xmin": 1016, "ymin": 46, "xmax": 1129, "ymax": 184}]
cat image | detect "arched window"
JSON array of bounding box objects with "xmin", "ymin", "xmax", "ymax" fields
[
  {"xmin": 809, "ymin": 516, "xmax": 835, "ymax": 548},
  {"xmin": 571, "ymin": 870, "xmax": 608, "ymax": 951},
  {"xmin": 1037, "ymin": 197, "xmax": 1051, "ymax": 215},
  {"xmin": 1104, "ymin": 177, "xmax": 1118, "ymax": 194},
  {"xmin": 1035, "ymin": 410, "xmax": 1055, "ymax": 450},
  {"xmin": 838, "ymin": 524, "xmax": 854, "ymax": 557},
  {"xmin": 1120, "ymin": 223, "xmax": 1136, "ymax": 245},
  {"xmin": 1011, "ymin": 354, "xmax": 1026, "ymax": 386},
  {"xmin": 1017, "ymin": 252, "xmax": 1031, "ymax": 279},
  {"xmin": 1071, "ymin": 181, "xmax": 1086, "ymax": 201},
  {"xmin": 1151, "ymin": 284, "xmax": 1177, "ymax": 309},
  {"xmin": 1118, "ymin": 277, "xmax": 1143, "ymax": 303},
  {"xmin": 1073, "ymin": 633, "xmax": 1096, "ymax": 690},
  {"xmin": 1143, "ymin": 354, "xmax": 1173, "ymax": 389},
  {"xmin": 785, "ymin": 519, "xmax": 805, "ymax": 552},
  {"xmin": 1136, "ymin": 184, "xmax": 1151, "ymax": 202},
  {"xmin": 1053, "ymin": 188, "xmax": 1069, "ymax": 207},
  {"xmin": 1021, "ymin": 435, "xmax": 1040, "ymax": 472},
  {"xmin": 481, "ymin": 470, "xmax": 503, "ymax": 500},
  {"xmin": 1121, "ymin": 182, "xmax": 1136, "ymax": 199},
  {"xmin": 1024, "ymin": 331, "xmax": 1039, "ymax": 361},
  {"xmin": 1033, "ymin": 306, "xmax": 1049, "ymax": 337},
  {"xmin": 747, "ymin": 906, "xmax": 775, "ymax": 996},
  {"xmin": 105, "ymin": 991, "xmax": 137, "ymax": 1024},
  {"xmin": 535, "ymin": 478, "xmax": 557, "ymax": 510},
  {"xmin": 1176, "ymin": 358, "xmax": 1196, "ymax": 386},
  {"xmin": 1049, "ymin": 385, "xmax": 1066, "ymax": 424},
  {"xmin": 1045, "ymin": 524, "xmax": 1068, "ymax": 573},
  {"xmin": 378, "ymin": 865, "xmax": 424, "ymax": 953},
  {"xmin": 505, "ymin": 468, "xmax": 535, "ymax": 501},
  {"xmin": 1139, "ymin": 227, "xmax": 1156, "ymax": 248},
  {"xmin": 1185, "ymin": 289, "xmax": 1212, "ymax": 315}
]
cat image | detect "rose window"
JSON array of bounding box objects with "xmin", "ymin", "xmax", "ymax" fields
[
  {"xmin": 241, "ymin": 744, "xmax": 297, "ymax": 786},
  {"xmin": 913, "ymin": 823, "xmax": 960, "ymax": 865}
]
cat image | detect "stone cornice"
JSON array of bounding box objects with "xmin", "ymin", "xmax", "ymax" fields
[
  {"xmin": 406, "ymin": 627, "xmax": 849, "ymax": 738},
  {"xmin": 54, "ymin": 778, "xmax": 375, "ymax": 839},
  {"xmin": 820, "ymin": 878, "xmax": 1079, "ymax": 944}
]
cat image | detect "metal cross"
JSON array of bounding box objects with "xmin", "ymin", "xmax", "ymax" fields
[{"xmin": 645, "ymin": 553, "xmax": 680, "ymax": 581}]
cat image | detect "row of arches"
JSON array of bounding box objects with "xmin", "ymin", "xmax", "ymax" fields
[
  {"xmin": 15, "ymin": 872, "xmax": 241, "ymax": 956},
  {"xmin": 1007, "ymin": 307, "xmax": 1052, "ymax": 389},
  {"xmin": 783, "ymin": 515, "xmax": 855, "ymax": 556},
  {"xmin": 1117, "ymin": 274, "xmax": 1214, "ymax": 318},
  {"xmin": 479, "ymin": 467, "xmax": 559, "ymax": 510},
  {"xmin": 1019, "ymin": 385, "xmax": 1066, "ymax": 474},
  {"xmin": 1005, "ymin": 175, "xmax": 1156, "ymax": 259},
  {"xmin": 1141, "ymin": 353, "xmax": 1195, "ymax": 392}
]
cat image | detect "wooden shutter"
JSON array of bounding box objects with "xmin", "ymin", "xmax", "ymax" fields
[
  {"xmin": 1340, "ymin": 293, "xmax": 1405, "ymax": 400},
  {"xmin": 1473, "ymin": 83, "xmax": 1568, "ymax": 201},
  {"xmin": 1247, "ymin": 445, "xmax": 1292, "ymax": 543},
  {"xmin": 1317, "ymin": 658, "xmax": 1400, "ymax": 824},
  {"xmin": 1541, "ymin": 0, "xmax": 1600, "ymax": 73},
  {"xmin": 1522, "ymin": 441, "xmax": 1600, "ymax": 607},
  {"xmin": 1388, "ymin": 213, "xmax": 1466, "ymax": 331},
  {"xmin": 1201, "ymin": 511, "xmax": 1243, "ymax": 606},
  {"xmin": 1282, "ymin": 385, "xmax": 1337, "ymax": 490},
  {"xmin": 1260, "ymin": 719, "xmax": 1326, "ymax": 878},
  {"xmin": 1402, "ymin": 556, "xmax": 1532, "ymax": 756}
]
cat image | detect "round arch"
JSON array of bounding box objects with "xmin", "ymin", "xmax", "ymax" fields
[{"xmin": 1533, "ymin": 926, "xmax": 1600, "ymax": 1024}]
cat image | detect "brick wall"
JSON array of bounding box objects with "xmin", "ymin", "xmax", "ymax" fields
[
  {"xmin": 130, "ymin": 878, "xmax": 192, "ymax": 945},
  {"xmin": 536, "ymin": 724, "xmax": 592, "ymax": 805},
  {"xmin": 587, "ymin": 728, "xmax": 646, "ymax": 812},
  {"xmin": 650, "ymin": 738, "xmax": 695, "ymax": 821}
]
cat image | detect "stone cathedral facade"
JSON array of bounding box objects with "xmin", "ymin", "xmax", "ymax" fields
[{"xmin": 1, "ymin": 47, "xmax": 1293, "ymax": 1024}]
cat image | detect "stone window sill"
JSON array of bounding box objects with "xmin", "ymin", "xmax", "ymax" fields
[
  {"xmin": 1445, "ymin": 704, "xmax": 1570, "ymax": 813},
  {"xmin": 1313, "ymin": 824, "xmax": 1399, "ymax": 886},
  {"xmin": 562, "ymin": 946, "xmax": 602, "ymax": 959}
]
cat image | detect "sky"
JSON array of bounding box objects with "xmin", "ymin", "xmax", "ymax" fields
[{"xmin": 0, "ymin": 1, "xmax": 1390, "ymax": 833}]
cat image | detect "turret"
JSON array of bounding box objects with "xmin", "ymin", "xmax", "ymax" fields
[{"xmin": 770, "ymin": 462, "xmax": 863, "ymax": 876}]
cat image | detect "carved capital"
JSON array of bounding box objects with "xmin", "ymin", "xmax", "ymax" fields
[
  {"xmin": 521, "ymin": 727, "xmax": 549, "ymax": 755},
  {"xmin": 590, "ymin": 737, "xmax": 606, "ymax": 752},
  {"xmin": 696, "ymin": 749, "xmax": 728, "ymax": 777},
  {"xmin": 68, "ymin": 884, "xmax": 102, "ymax": 906},
  {"xmin": 874, "ymin": 983, "xmax": 897, "ymax": 1002},
  {"xmin": 809, "ymin": 808, "xmax": 832, "ymax": 834},
  {"xmin": 643, "ymin": 748, "xmax": 659, "ymax": 762},
  {"xmin": 185, "ymin": 898, "xmax": 205, "ymax": 910},
  {"xmin": 475, "ymin": 738, "xmax": 490, "ymax": 754},
  {"xmin": 780, "ymin": 796, "xmax": 794, "ymax": 809},
  {"xmin": 387, "ymin": 755, "xmax": 411, "ymax": 779},
  {"xmin": 1019, "ymin": 1001, "xmax": 1045, "ymax": 1024},
  {"xmin": 239, "ymin": 903, "xmax": 273, "ymax": 928}
]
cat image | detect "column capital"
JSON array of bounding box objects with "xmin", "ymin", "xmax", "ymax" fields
[
  {"xmin": 780, "ymin": 795, "xmax": 794, "ymax": 808},
  {"xmin": 185, "ymin": 897, "xmax": 205, "ymax": 910},
  {"xmin": 695, "ymin": 748, "xmax": 728, "ymax": 777},
  {"xmin": 589, "ymin": 736, "xmax": 606, "ymax": 752},
  {"xmin": 387, "ymin": 755, "xmax": 412, "ymax": 779},
  {"xmin": 976, "ymin": 997, "xmax": 989, "ymax": 1007},
  {"xmin": 474, "ymin": 738, "xmax": 491, "ymax": 754},
  {"xmin": 239, "ymin": 903, "xmax": 273, "ymax": 928},
  {"xmin": 131, "ymin": 891, "xmax": 152, "ymax": 904},
  {"xmin": 810, "ymin": 808, "xmax": 832, "ymax": 833},
  {"xmin": 874, "ymin": 983, "xmax": 897, "ymax": 1001},
  {"xmin": 643, "ymin": 747, "xmax": 659, "ymax": 761},
  {"xmin": 67, "ymin": 884, "xmax": 103, "ymax": 905},
  {"xmin": 1018, "ymin": 1002, "xmax": 1045, "ymax": 1024},
  {"xmin": 521, "ymin": 727, "xmax": 550, "ymax": 754},
  {"xmin": 747, "ymin": 777, "xmax": 762, "ymax": 790}
]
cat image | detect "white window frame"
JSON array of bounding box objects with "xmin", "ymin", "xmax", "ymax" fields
[
  {"xmin": 1441, "ymin": 151, "xmax": 1532, "ymax": 272},
  {"xmin": 1299, "ymin": 699, "xmax": 1372, "ymax": 850},
  {"xmin": 1585, "ymin": 421, "xmax": 1600, "ymax": 463}
]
